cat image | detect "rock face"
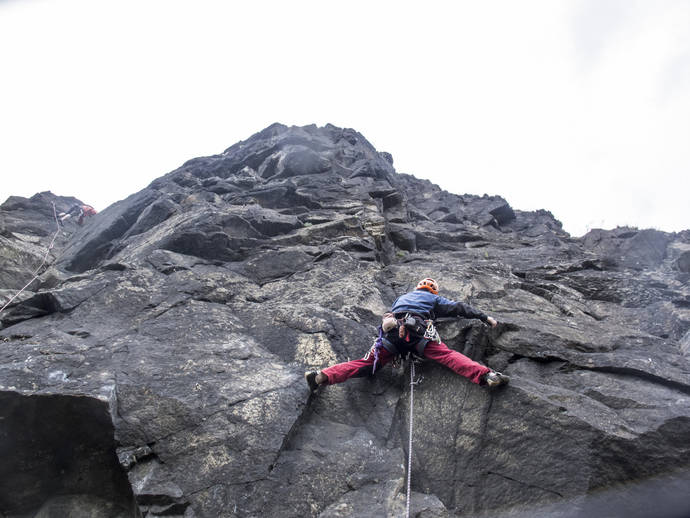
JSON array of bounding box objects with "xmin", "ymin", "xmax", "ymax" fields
[
  {"xmin": 0, "ymin": 192, "xmax": 81, "ymax": 292},
  {"xmin": 1, "ymin": 123, "xmax": 689, "ymax": 518}
]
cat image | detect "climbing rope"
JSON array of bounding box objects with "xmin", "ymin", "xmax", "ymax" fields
[
  {"xmin": 0, "ymin": 202, "xmax": 61, "ymax": 316},
  {"xmin": 406, "ymin": 358, "xmax": 422, "ymax": 518}
]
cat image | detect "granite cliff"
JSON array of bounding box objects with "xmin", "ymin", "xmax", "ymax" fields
[{"xmin": 1, "ymin": 123, "xmax": 689, "ymax": 518}]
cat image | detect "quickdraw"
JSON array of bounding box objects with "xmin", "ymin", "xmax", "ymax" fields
[
  {"xmin": 423, "ymin": 320, "xmax": 440, "ymax": 342},
  {"xmin": 371, "ymin": 326, "xmax": 384, "ymax": 375}
]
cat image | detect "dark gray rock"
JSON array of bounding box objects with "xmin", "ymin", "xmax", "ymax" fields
[
  {"xmin": 1, "ymin": 124, "xmax": 688, "ymax": 518},
  {"xmin": 582, "ymin": 227, "xmax": 673, "ymax": 270},
  {"xmin": 677, "ymin": 250, "xmax": 690, "ymax": 273},
  {"xmin": 0, "ymin": 392, "xmax": 135, "ymax": 517},
  {"xmin": 0, "ymin": 192, "xmax": 80, "ymax": 291}
]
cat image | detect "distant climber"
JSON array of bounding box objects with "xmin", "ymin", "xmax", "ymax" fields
[
  {"xmin": 59, "ymin": 204, "xmax": 97, "ymax": 226},
  {"xmin": 305, "ymin": 277, "xmax": 509, "ymax": 392}
]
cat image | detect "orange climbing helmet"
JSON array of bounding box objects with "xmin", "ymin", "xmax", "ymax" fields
[{"xmin": 416, "ymin": 277, "xmax": 439, "ymax": 295}]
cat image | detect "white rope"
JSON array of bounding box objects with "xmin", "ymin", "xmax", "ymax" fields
[
  {"xmin": 406, "ymin": 358, "xmax": 418, "ymax": 518},
  {"xmin": 0, "ymin": 202, "xmax": 61, "ymax": 316}
]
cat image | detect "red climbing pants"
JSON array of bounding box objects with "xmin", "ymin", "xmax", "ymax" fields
[
  {"xmin": 321, "ymin": 341, "xmax": 490, "ymax": 385},
  {"xmin": 422, "ymin": 341, "xmax": 490, "ymax": 384}
]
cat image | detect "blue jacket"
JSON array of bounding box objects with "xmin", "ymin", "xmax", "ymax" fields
[
  {"xmin": 390, "ymin": 289, "xmax": 488, "ymax": 323},
  {"xmin": 380, "ymin": 289, "xmax": 488, "ymax": 356}
]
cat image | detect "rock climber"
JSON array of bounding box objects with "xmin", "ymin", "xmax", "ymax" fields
[
  {"xmin": 59, "ymin": 204, "xmax": 97, "ymax": 226},
  {"xmin": 305, "ymin": 277, "xmax": 509, "ymax": 392}
]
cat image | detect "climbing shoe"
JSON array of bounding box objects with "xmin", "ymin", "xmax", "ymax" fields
[
  {"xmin": 305, "ymin": 371, "xmax": 320, "ymax": 393},
  {"xmin": 485, "ymin": 371, "xmax": 510, "ymax": 388}
]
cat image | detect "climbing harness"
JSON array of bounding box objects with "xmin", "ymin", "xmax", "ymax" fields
[
  {"xmin": 397, "ymin": 313, "xmax": 427, "ymax": 342},
  {"xmin": 0, "ymin": 203, "xmax": 61, "ymax": 316},
  {"xmin": 406, "ymin": 357, "xmax": 422, "ymax": 518},
  {"xmin": 373, "ymin": 312, "xmax": 441, "ymax": 375}
]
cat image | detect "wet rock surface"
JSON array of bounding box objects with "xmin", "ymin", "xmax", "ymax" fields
[{"xmin": 1, "ymin": 123, "xmax": 689, "ymax": 517}]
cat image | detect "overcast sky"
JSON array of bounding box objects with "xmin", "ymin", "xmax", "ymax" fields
[{"xmin": 1, "ymin": 0, "xmax": 688, "ymax": 237}]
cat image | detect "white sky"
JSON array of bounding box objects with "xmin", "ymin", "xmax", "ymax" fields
[{"xmin": 1, "ymin": 0, "xmax": 688, "ymax": 237}]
